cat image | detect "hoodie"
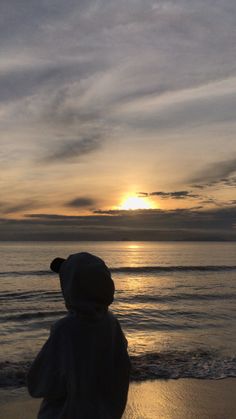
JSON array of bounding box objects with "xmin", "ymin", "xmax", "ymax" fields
[{"xmin": 27, "ymin": 253, "xmax": 130, "ymax": 419}]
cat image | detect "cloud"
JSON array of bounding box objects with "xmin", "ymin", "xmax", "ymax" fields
[
  {"xmin": 1, "ymin": 0, "xmax": 236, "ymax": 214},
  {"xmin": 139, "ymin": 190, "xmax": 200, "ymax": 199},
  {"xmin": 190, "ymin": 158, "xmax": 236, "ymax": 187},
  {"xmin": 93, "ymin": 209, "xmax": 162, "ymax": 215},
  {"xmin": 222, "ymin": 177, "xmax": 236, "ymax": 187},
  {"xmin": 43, "ymin": 137, "xmax": 103, "ymax": 162},
  {"xmin": 66, "ymin": 196, "xmax": 96, "ymax": 207},
  {"xmin": 0, "ymin": 205, "xmax": 235, "ymax": 240},
  {"xmin": 151, "ymin": 191, "xmax": 199, "ymax": 199},
  {"xmin": 113, "ymin": 77, "xmax": 236, "ymax": 135},
  {"xmin": 0, "ymin": 200, "xmax": 39, "ymax": 215},
  {"xmin": 2, "ymin": 1, "xmax": 236, "ymax": 121}
]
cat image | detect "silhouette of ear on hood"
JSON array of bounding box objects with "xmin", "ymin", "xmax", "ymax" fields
[{"xmin": 50, "ymin": 252, "xmax": 115, "ymax": 310}]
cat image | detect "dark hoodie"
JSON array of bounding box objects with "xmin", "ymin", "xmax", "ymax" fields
[{"xmin": 27, "ymin": 253, "xmax": 130, "ymax": 419}]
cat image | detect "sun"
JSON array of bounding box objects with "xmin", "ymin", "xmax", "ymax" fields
[{"xmin": 119, "ymin": 196, "xmax": 154, "ymax": 210}]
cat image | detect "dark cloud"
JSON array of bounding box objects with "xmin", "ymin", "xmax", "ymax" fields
[
  {"xmin": 190, "ymin": 158, "xmax": 236, "ymax": 187},
  {"xmin": 3, "ymin": 205, "xmax": 232, "ymax": 241},
  {"xmin": 43, "ymin": 137, "xmax": 102, "ymax": 162},
  {"xmin": 150, "ymin": 191, "xmax": 199, "ymax": 199},
  {"xmin": 93, "ymin": 209, "xmax": 162, "ymax": 215},
  {"xmin": 66, "ymin": 197, "xmax": 96, "ymax": 208},
  {"xmin": 191, "ymin": 184, "xmax": 206, "ymax": 190},
  {"xmin": 139, "ymin": 191, "xmax": 200, "ymax": 199},
  {"xmin": 15, "ymin": 206, "xmax": 236, "ymax": 239}
]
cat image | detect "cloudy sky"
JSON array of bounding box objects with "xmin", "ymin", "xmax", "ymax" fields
[{"xmin": 1, "ymin": 0, "xmax": 236, "ymax": 239}]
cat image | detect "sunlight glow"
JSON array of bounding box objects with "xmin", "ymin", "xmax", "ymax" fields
[{"xmin": 119, "ymin": 196, "xmax": 154, "ymax": 210}]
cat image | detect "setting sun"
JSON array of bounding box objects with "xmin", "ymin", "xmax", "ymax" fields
[{"xmin": 119, "ymin": 196, "xmax": 154, "ymax": 210}]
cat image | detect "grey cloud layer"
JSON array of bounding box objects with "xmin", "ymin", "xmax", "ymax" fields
[
  {"xmin": 1, "ymin": 1, "xmax": 236, "ymax": 148},
  {"xmin": 190, "ymin": 158, "xmax": 236, "ymax": 187},
  {"xmin": 1, "ymin": 206, "xmax": 236, "ymax": 240},
  {"xmin": 43, "ymin": 137, "xmax": 103, "ymax": 162}
]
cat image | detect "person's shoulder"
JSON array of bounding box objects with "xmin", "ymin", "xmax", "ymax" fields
[
  {"xmin": 50, "ymin": 313, "xmax": 73, "ymax": 335},
  {"xmin": 107, "ymin": 310, "xmax": 122, "ymax": 328},
  {"xmin": 107, "ymin": 309, "xmax": 117, "ymax": 322},
  {"xmin": 107, "ymin": 310, "xmax": 128, "ymax": 347}
]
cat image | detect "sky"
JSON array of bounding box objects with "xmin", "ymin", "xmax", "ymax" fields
[{"xmin": 1, "ymin": 0, "xmax": 236, "ymax": 240}]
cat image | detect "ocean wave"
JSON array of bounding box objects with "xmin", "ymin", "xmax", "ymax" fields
[
  {"xmin": 0, "ymin": 290, "xmax": 61, "ymax": 302},
  {"xmin": 1, "ymin": 289, "xmax": 236, "ymax": 306},
  {"xmin": 1, "ymin": 350, "xmax": 235, "ymax": 388},
  {"xmin": 1, "ymin": 265, "xmax": 236, "ymax": 278},
  {"xmin": 0, "ymin": 309, "xmax": 229, "ymax": 329},
  {"xmin": 1, "ymin": 310, "xmax": 66, "ymax": 322},
  {"xmin": 131, "ymin": 292, "xmax": 236, "ymax": 303},
  {"xmin": 130, "ymin": 350, "xmax": 236, "ymax": 380},
  {"xmin": 0, "ymin": 270, "xmax": 53, "ymax": 277}
]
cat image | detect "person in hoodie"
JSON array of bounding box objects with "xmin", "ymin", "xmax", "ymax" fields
[{"xmin": 27, "ymin": 252, "xmax": 130, "ymax": 419}]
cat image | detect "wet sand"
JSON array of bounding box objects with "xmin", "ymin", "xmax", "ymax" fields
[{"xmin": 1, "ymin": 379, "xmax": 236, "ymax": 419}]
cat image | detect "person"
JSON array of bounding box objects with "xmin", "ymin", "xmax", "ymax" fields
[{"xmin": 27, "ymin": 252, "xmax": 130, "ymax": 419}]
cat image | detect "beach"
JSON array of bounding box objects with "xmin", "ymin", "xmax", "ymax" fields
[{"xmin": 1, "ymin": 379, "xmax": 236, "ymax": 419}]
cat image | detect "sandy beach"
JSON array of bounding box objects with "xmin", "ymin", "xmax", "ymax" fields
[{"xmin": 1, "ymin": 379, "xmax": 236, "ymax": 419}]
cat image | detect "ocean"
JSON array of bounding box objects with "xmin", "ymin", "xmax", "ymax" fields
[{"xmin": 0, "ymin": 241, "xmax": 236, "ymax": 387}]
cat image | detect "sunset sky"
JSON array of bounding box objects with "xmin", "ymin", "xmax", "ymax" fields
[{"xmin": 1, "ymin": 0, "xmax": 236, "ymax": 240}]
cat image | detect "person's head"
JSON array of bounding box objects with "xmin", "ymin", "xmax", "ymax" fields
[{"xmin": 50, "ymin": 252, "xmax": 115, "ymax": 310}]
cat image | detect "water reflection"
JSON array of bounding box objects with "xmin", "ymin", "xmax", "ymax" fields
[
  {"xmin": 126, "ymin": 244, "xmax": 141, "ymax": 250},
  {"xmin": 123, "ymin": 380, "xmax": 236, "ymax": 419}
]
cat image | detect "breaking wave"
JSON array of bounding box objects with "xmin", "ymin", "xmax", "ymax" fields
[
  {"xmin": 1, "ymin": 350, "xmax": 235, "ymax": 388},
  {"xmin": 1, "ymin": 265, "xmax": 236, "ymax": 278}
]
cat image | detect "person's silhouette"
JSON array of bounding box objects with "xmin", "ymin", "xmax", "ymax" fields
[{"xmin": 27, "ymin": 252, "xmax": 130, "ymax": 419}]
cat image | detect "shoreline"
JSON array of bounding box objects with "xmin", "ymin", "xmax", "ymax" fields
[{"xmin": 1, "ymin": 378, "xmax": 236, "ymax": 419}]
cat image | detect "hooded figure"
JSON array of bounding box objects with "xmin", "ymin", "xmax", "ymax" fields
[{"xmin": 27, "ymin": 252, "xmax": 130, "ymax": 419}]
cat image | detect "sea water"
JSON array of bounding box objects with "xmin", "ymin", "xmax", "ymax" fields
[{"xmin": 0, "ymin": 241, "xmax": 236, "ymax": 386}]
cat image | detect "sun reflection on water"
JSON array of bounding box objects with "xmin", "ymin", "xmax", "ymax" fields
[{"xmin": 127, "ymin": 244, "xmax": 141, "ymax": 249}]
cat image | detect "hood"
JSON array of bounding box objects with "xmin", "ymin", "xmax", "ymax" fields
[{"xmin": 52, "ymin": 252, "xmax": 115, "ymax": 312}]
